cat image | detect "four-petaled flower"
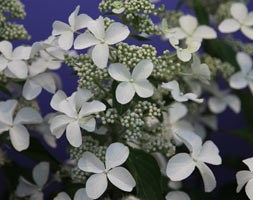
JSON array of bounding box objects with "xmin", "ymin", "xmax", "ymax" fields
[
  {"xmin": 16, "ymin": 162, "xmax": 50, "ymax": 200},
  {"xmin": 78, "ymin": 142, "xmax": 136, "ymax": 199},
  {"xmin": 52, "ymin": 6, "xmax": 92, "ymax": 50},
  {"xmin": 236, "ymin": 157, "xmax": 253, "ymax": 200},
  {"xmin": 49, "ymin": 89, "xmax": 106, "ymax": 147},
  {"xmin": 74, "ymin": 16, "xmax": 130, "ymax": 68},
  {"xmin": 0, "ymin": 40, "xmax": 31, "ymax": 79},
  {"xmin": 0, "ymin": 99, "xmax": 42, "ymax": 151},
  {"xmin": 166, "ymin": 131, "xmax": 222, "ymax": 192},
  {"xmin": 229, "ymin": 52, "xmax": 253, "ymax": 94},
  {"xmin": 219, "ymin": 3, "xmax": 253, "ymax": 40},
  {"xmin": 109, "ymin": 59, "xmax": 154, "ymax": 104}
]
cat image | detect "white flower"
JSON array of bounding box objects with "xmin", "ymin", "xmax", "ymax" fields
[
  {"xmin": 16, "ymin": 162, "xmax": 50, "ymax": 200},
  {"xmin": 169, "ymin": 38, "xmax": 201, "ymax": 62},
  {"xmin": 52, "ymin": 6, "xmax": 92, "ymax": 50},
  {"xmin": 161, "ymin": 80, "xmax": 203, "ymax": 103},
  {"xmin": 208, "ymin": 84, "xmax": 241, "ymax": 114},
  {"xmin": 166, "ymin": 131, "xmax": 222, "ymax": 192},
  {"xmin": 111, "ymin": 1, "xmax": 125, "ymax": 14},
  {"xmin": 236, "ymin": 157, "xmax": 253, "ymax": 200},
  {"xmin": 49, "ymin": 89, "xmax": 106, "ymax": 147},
  {"xmin": 36, "ymin": 113, "xmax": 57, "ymax": 148},
  {"xmin": 169, "ymin": 15, "xmax": 217, "ymax": 44},
  {"xmin": 0, "ymin": 40, "xmax": 31, "ymax": 79},
  {"xmin": 218, "ymin": 3, "xmax": 253, "ymax": 40},
  {"xmin": 166, "ymin": 191, "xmax": 190, "ymax": 200},
  {"xmin": 108, "ymin": 59, "xmax": 154, "ymax": 104},
  {"xmin": 0, "ymin": 100, "xmax": 42, "ymax": 151},
  {"xmin": 191, "ymin": 55, "xmax": 211, "ymax": 84},
  {"xmin": 229, "ymin": 52, "xmax": 253, "ymax": 94},
  {"xmin": 78, "ymin": 143, "xmax": 136, "ymax": 199},
  {"xmin": 74, "ymin": 16, "xmax": 130, "ymax": 68},
  {"xmin": 162, "ymin": 102, "xmax": 193, "ymax": 145},
  {"xmin": 54, "ymin": 188, "xmax": 92, "ymax": 200}
]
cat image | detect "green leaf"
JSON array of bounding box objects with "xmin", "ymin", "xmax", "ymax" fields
[
  {"xmin": 234, "ymin": 129, "xmax": 253, "ymax": 146},
  {"xmin": 130, "ymin": 35, "xmax": 151, "ymax": 42},
  {"xmin": 192, "ymin": 0, "xmax": 209, "ymax": 25},
  {"xmin": 126, "ymin": 149, "xmax": 164, "ymax": 200}
]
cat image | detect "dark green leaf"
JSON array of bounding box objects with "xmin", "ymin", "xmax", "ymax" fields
[
  {"xmin": 130, "ymin": 35, "xmax": 151, "ymax": 42},
  {"xmin": 192, "ymin": 0, "xmax": 209, "ymax": 25},
  {"xmin": 234, "ymin": 129, "xmax": 253, "ymax": 146},
  {"xmin": 126, "ymin": 149, "xmax": 164, "ymax": 200}
]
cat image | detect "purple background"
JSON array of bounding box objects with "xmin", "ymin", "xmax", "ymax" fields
[{"xmin": 1, "ymin": 0, "xmax": 253, "ymax": 198}]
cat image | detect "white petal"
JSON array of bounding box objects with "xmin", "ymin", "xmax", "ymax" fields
[
  {"xmin": 79, "ymin": 117, "xmax": 96, "ymax": 132},
  {"xmin": 7, "ymin": 61, "xmax": 28, "ymax": 79},
  {"xmin": 116, "ymin": 82, "xmax": 135, "ymax": 104},
  {"xmin": 186, "ymin": 41, "xmax": 201, "ymax": 53},
  {"xmin": 22, "ymin": 79, "xmax": 42, "ymax": 100},
  {"xmin": 0, "ymin": 56, "xmax": 8, "ymax": 71},
  {"xmin": 179, "ymin": 15, "xmax": 198, "ymax": 35},
  {"xmin": 54, "ymin": 192, "xmax": 71, "ymax": 200},
  {"xmin": 87, "ymin": 16, "xmax": 105, "ymax": 41},
  {"xmin": 197, "ymin": 141, "xmax": 222, "ymax": 165},
  {"xmin": 78, "ymin": 152, "xmax": 105, "ymax": 173},
  {"xmin": 86, "ymin": 173, "xmax": 108, "ymax": 199},
  {"xmin": 194, "ymin": 26, "xmax": 217, "ymax": 40},
  {"xmin": 241, "ymin": 26, "xmax": 253, "ymax": 40},
  {"xmin": 236, "ymin": 52, "xmax": 252, "ymax": 74},
  {"xmin": 166, "ymin": 153, "xmax": 196, "ymax": 181},
  {"xmin": 105, "ymin": 22, "xmax": 130, "ymax": 45},
  {"xmin": 66, "ymin": 121, "xmax": 82, "ymax": 147},
  {"xmin": 196, "ymin": 162, "xmax": 216, "ymax": 192},
  {"xmin": 208, "ymin": 97, "xmax": 226, "ymax": 114},
  {"xmin": 68, "ymin": 6, "xmax": 80, "ymax": 29},
  {"xmin": 10, "ymin": 124, "xmax": 30, "ymax": 151},
  {"xmin": 92, "ymin": 43, "xmax": 109, "ymax": 68},
  {"xmin": 75, "ymin": 14, "xmax": 92, "ymax": 30},
  {"xmin": 14, "ymin": 107, "xmax": 42, "ymax": 125},
  {"xmin": 246, "ymin": 179, "xmax": 253, "ymax": 200},
  {"xmin": 224, "ymin": 94, "xmax": 241, "ymax": 113},
  {"xmin": 245, "ymin": 12, "xmax": 253, "ymax": 26},
  {"xmin": 12, "ymin": 46, "xmax": 31, "ymax": 60},
  {"xmin": 165, "ymin": 191, "xmax": 190, "ymax": 200},
  {"xmin": 58, "ymin": 99, "xmax": 78, "ymax": 118},
  {"xmin": 50, "ymin": 90, "xmax": 67, "ymax": 112},
  {"xmin": 108, "ymin": 63, "xmax": 131, "ymax": 81},
  {"xmin": 0, "ymin": 40, "xmax": 13, "ymax": 58},
  {"xmin": 167, "ymin": 27, "xmax": 187, "ymax": 40},
  {"xmin": 229, "ymin": 72, "xmax": 248, "ymax": 89},
  {"xmin": 243, "ymin": 157, "xmax": 253, "ymax": 171},
  {"xmin": 236, "ymin": 170, "xmax": 253, "ymax": 193},
  {"xmin": 218, "ymin": 19, "xmax": 240, "ymax": 33},
  {"xmin": 33, "ymin": 73, "xmax": 57, "ymax": 94},
  {"xmin": 32, "ymin": 162, "xmax": 49, "ymax": 188},
  {"xmin": 107, "ymin": 167, "xmax": 136, "ymax": 191},
  {"xmin": 0, "ymin": 99, "xmax": 17, "ymax": 125},
  {"xmin": 50, "ymin": 114, "xmax": 73, "ymax": 138},
  {"xmin": 74, "ymin": 32, "xmax": 100, "ymax": 50},
  {"xmin": 169, "ymin": 102, "xmax": 188, "ymax": 124},
  {"xmin": 105, "ymin": 143, "xmax": 129, "ymax": 169},
  {"xmin": 177, "ymin": 49, "xmax": 192, "ymax": 62},
  {"xmin": 75, "ymin": 88, "xmax": 93, "ymax": 108},
  {"xmin": 16, "ymin": 177, "xmax": 38, "ymax": 197},
  {"xmin": 176, "ymin": 131, "xmax": 202, "ymax": 156},
  {"xmin": 74, "ymin": 188, "xmax": 92, "ymax": 200},
  {"xmin": 52, "ymin": 21, "xmax": 71, "ymax": 35},
  {"xmin": 58, "ymin": 32, "xmax": 74, "ymax": 50},
  {"xmin": 79, "ymin": 101, "xmax": 106, "ymax": 118},
  {"xmin": 132, "ymin": 59, "xmax": 153, "ymax": 80},
  {"xmin": 133, "ymin": 80, "xmax": 154, "ymax": 98},
  {"xmin": 231, "ymin": 3, "xmax": 248, "ymax": 23}
]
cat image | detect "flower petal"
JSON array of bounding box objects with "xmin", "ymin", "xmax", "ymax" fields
[
  {"xmin": 12, "ymin": 46, "xmax": 31, "ymax": 60},
  {"xmin": 105, "ymin": 143, "xmax": 129, "ymax": 169},
  {"xmin": 116, "ymin": 82, "xmax": 135, "ymax": 104},
  {"xmin": 236, "ymin": 52, "xmax": 252, "ymax": 74},
  {"xmin": 132, "ymin": 59, "xmax": 153, "ymax": 80},
  {"xmin": 196, "ymin": 162, "xmax": 216, "ymax": 192},
  {"xmin": 52, "ymin": 21, "xmax": 71, "ymax": 35},
  {"xmin": 229, "ymin": 72, "xmax": 248, "ymax": 89},
  {"xmin": 86, "ymin": 173, "xmax": 108, "ymax": 199},
  {"xmin": 66, "ymin": 121, "xmax": 82, "ymax": 147},
  {"xmin": 0, "ymin": 41, "xmax": 13, "ymax": 58},
  {"xmin": 105, "ymin": 22, "xmax": 130, "ymax": 45},
  {"xmin": 79, "ymin": 117, "xmax": 96, "ymax": 132},
  {"xmin": 68, "ymin": 6, "xmax": 80, "ymax": 29},
  {"xmin": 10, "ymin": 124, "xmax": 30, "ymax": 151},
  {"xmin": 243, "ymin": 157, "xmax": 253, "ymax": 171},
  {"xmin": 177, "ymin": 49, "xmax": 192, "ymax": 62},
  {"xmin": 224, "ymin": 94, "xmax": 241, "ymax": 113},
  {"xmin": 74, "ymin": 32, "xmax": 100, "ymax": 50},
  {"xmin": 87, "ymin": 16, "xmax": 105, "ymax": 40},
  {"xmin": 32, "ymin": 162, "xmax": 50, "ymax": 188},
  {"xmin": 79, "ymin": 101, "xmax": 106, "ymax": 118},
  {"xmin": 218, "ymin": 19, "xmax": 240, "ymax": 33},
  {"xmin": 50, "ymin": 90, "xmax": 67, "ymax": 112},
  {"xmin": 0, "ymin": 99, "xmax": 17, "ymax": 125},
  {"xmin": 108, "ymin": 63, "xmax": 131, "ymax": 81},
  {"xmin": 245, "ymin": 12, "xmax": 253, "ymax": 26},
  {"xmin": 166, "ymin": 153, "xmax": 195, "ymax": 181},
  {"xmin": 22, "ymin": 79, "xmax": 42, "ymax": 100},
  {"xmin": 33, "ymin": 73, "xmax": 57, "ymax": 94},
  {"xmin": 179, "ymin": 15, "xmax": 198, "ymax": 35},
  {"xmin": 241, "ymin": 26, "xmax": 253, "ymax": 40},
  {"xmin": 168, "ymin": 102, "xmax": 188, "ymax": 124},
  {"xmin": 194, "ymin": 26, "xmax": 217, "ymax": 39},
  {"xmin": 75, "ymin": 14, "xmax": 92, "ymax": 30},
  {"xmin": 14, "ymin": 107, "xmax": 42, "ymax": 125},
  {"xmin": 245, "ymin": 179, "xmax": 253, "ymax": 200},
  {"xmin": 16, "ymin": 177, "xmax": 38, "ymax": 197},
  {"xmin": 50, "ymin": 115, "xmax": 73, "ymax": 138},
  {"xmin": 78, "ymin": 152, "xmax": 105, "ymax": 173},
  {"xmin": 8, "ymin": 60, "xmax": 28, "ymax": 79},
  {"xmin": 231, "ymin": 3, "xmax": 248, "ymax": 23},
  {"xmin": 92, "ymin": 44, "xmax": 109, "ymax": 68},
  {"xmin": 107, "ymin": 167, "xmax": 136, "ymax": 192},
  {"xmin": 74, "ymin": 188, "xmax": 92, "ymax": 200},
  {"xmin": 133, "ymin": 80, "xmax": 154, "ymax": 98},
  {"xmin": 236, "ymin": 170, "xmax": 253, "ymax": 193},
  {"xmin": 208, "ymin": 97, "xmax": 226, "ymax": 114},
  {"xmin": 54, "ymin": 192, "xmax": 71, "ymax": 200},
  {"xmin": 58, "ymin": 32, "xmax": 74, "ymax": 50},
  {"xmin": 165, "ymin": 191, "xmax": 190, "ymax": 200}
]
